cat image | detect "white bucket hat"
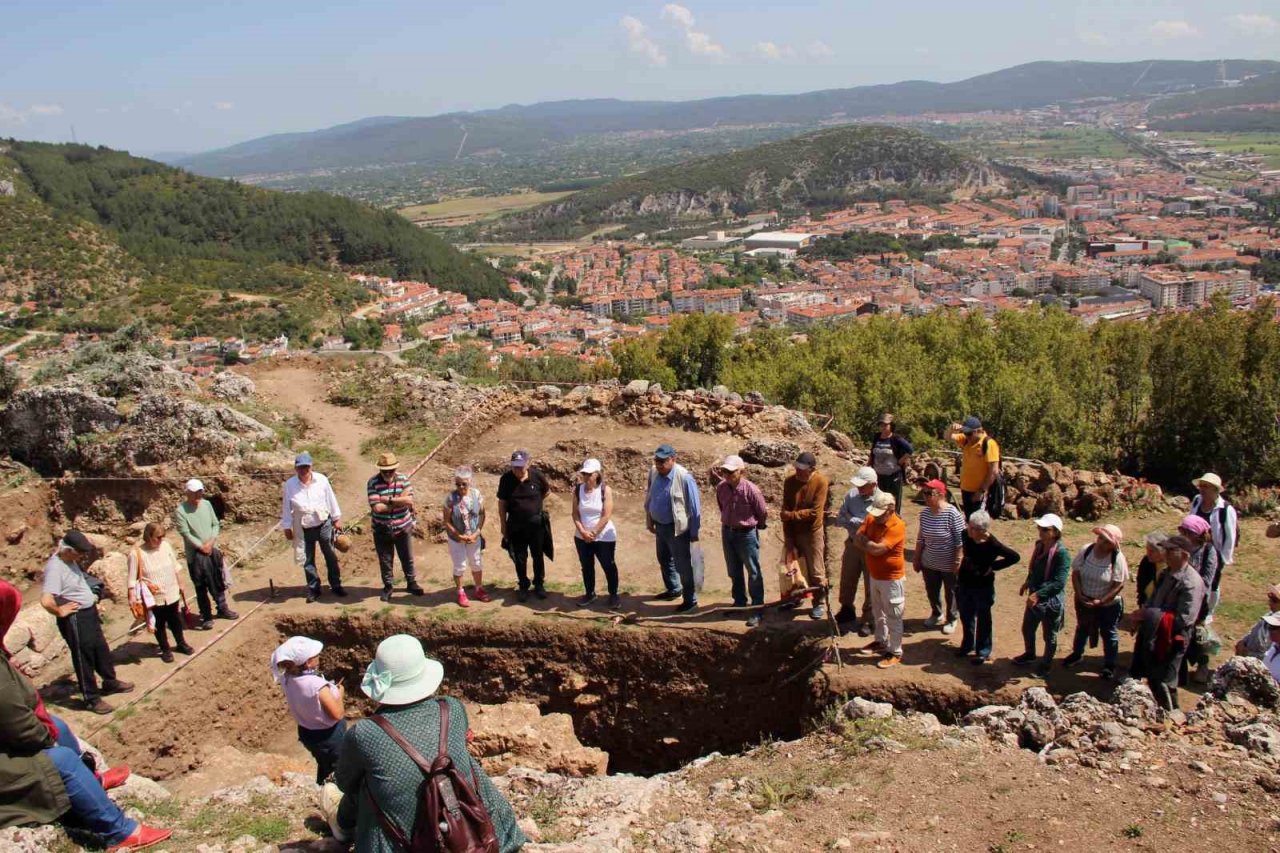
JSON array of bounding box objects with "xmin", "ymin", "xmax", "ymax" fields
[
  {"xmin": 1191, "ymin": 472, "xmax": 1223, "ymax": 491},
  {"xmin": 361, "ymin": 634, "xmax": 444, "ymax": 705},
  {"xmin": 270, "ymin": 636, "xmax": 323, "ymax": 684}
]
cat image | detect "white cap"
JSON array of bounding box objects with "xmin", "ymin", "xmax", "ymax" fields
[
  {"xmin": 719, "ymin": 455, "xmax": 746, "ymax": 472},
  {"xmin": 1035, "ymin": 513, "xmax": 1064, "ymax": 531},
  {"xmin": 185, "ymin": 478, "xmax": 205, "ymax": 493},
  {"xmin": 579, "ymin": 458, "xmax": 602, "ymax": 474},
  {"xmin": 866, "ymin": 492, "xmax": 896, "ymax": 517},
  {"xmin": 270, "ymin": 636, "xmax": 323, "ymax": 684},
  {"xmin": 850, "ymin": 466, "xmax": 877, "ymax": 487}
]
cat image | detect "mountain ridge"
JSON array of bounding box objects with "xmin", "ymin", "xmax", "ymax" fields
[{"xmin": 177, "ymin": 59, "xmax": 1280, "ymax": 178}]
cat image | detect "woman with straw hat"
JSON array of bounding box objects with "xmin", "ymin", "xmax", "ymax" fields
[{"xmin": 329, "ymin": 635, "xmax": 526, "ymax": 851}]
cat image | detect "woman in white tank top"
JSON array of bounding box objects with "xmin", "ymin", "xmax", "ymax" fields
[{"xmin": 573, "ymin": 458, "xmax": 619, "ymax": 608}]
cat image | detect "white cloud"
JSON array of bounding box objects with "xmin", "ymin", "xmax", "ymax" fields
[
  {"xmin": 621, "ymin": 15, "xmax": 667, "ymax": 66},
  {"xmin": 661, "ymin": 3, "xmax": 726, "ymax": 60},
  {"xmin": 1079, "ymin": 31, "xmax": 1110, "ymax": 46},
  {"xmin": 806, "ymin": 40, "xmax": 834, "ymax": 58},
  {"xmin": 1149, "ymin": 19, "xmax": 1198, "ymax": 40},
  {"xmin": 753, "ymin": 41, "xmax": 788, "ymax": 61},
  {"xmin": 0, "ymin": 103, "xmax": 24, "ymax": 125},
  {"xmin": 1227, "ymin": 13, "xmax": 1278, "ymax": 36},
  {"xmin": 213, "ymin": 101, "xmax": 235, "ymax": 111},
  {"xmin": 29, "ymin": 104, "xmax": 63, "ymax": 116}
]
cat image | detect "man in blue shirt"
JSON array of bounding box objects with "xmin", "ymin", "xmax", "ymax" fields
[{"xmin": 644, "ymin": 444, "xmax": 702, "ymax": 612}]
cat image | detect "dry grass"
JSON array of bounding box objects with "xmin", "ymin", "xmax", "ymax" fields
[{"xmin": 399, "ymin": 192, "xmax": 576, "ymax": 226}]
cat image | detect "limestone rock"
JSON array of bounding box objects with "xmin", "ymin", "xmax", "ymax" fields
[
  {"xmin": 622, "ymin": 379, "xmax": 650, "ymax": 398},
  {"xmin": 1227, "ymin": 723, "xmax": 1280, "ymax": 757},
  {"xmin": 1211, "ymin": 656, "xmax": 1280, "ymax": 710},
  {"xmin": 109, "ymin": 773, "xmax": 172, "ymax": 804},
  {"xmin": 739, "ymin": 438, "xmax": 801, "ymax": 468},
  {"xmin": 825, "ymin": 430, "xmax": 856, "ymax": 452},
  {"xmin": 0, "ymin": 385, "xmax": 122, "ymax": 473},
  {"xmin": 3, "ymin": 602, "xmax": 60, "ymax": 657},
  {"xmin": 0, "ymin": 824, "xmax": 64, "ymax": 853},
  {"xmin": 1113, "ymin": 679, "xmax": 1162, "ymax": 723},
  {"xmin": 536, "ymin": 385, "xmax": 563, "ymax": 399},
  {"xmin": 210, "ymin": 371, "xmax": 256, "ymax": 402},
  {"xmin": 841, "ymin": 697, "xmax": 894, "ymax": 721},
  {"xmin": 467, "ymin": 702, "xmax": 609, "ymax": 777}
]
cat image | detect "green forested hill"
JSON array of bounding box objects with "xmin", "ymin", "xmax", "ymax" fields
[
  {"xmin": 495, "ymin": 125, "xmax": 986, "ymax": 239},
  {"xmin": 0, "ymin": 141, "xmax": 507, "ymax": 338}
]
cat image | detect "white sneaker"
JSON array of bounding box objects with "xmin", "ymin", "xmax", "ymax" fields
[
  {"xmin": 924, "ymin": 614, "xmax": 942, "ymax": 628},
  {"xmin": 941, "ymin": 620, "xmax": 957, "ymax": 635},
  {"xmin": 320, "ymin": 782, "xmax": 350, "ymax": 843}
]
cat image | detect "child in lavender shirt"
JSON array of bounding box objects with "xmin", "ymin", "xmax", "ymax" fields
[{"xmin": 271, "ymin": 636, "xmax": 346, "ymax": 783}]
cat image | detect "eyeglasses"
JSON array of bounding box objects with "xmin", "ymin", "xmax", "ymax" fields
[{"xmin": 455, "ymin": 481, "xmax": 469, "ymax": 487}]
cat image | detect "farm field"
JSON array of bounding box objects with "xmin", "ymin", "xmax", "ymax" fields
[
  {"xmin": 399, "ymin": 190, "xmax": 576, "ymax": 227},
  {"xmin": 1171, "ymin": 131, "xmax": 1280, "ymax": 169}
]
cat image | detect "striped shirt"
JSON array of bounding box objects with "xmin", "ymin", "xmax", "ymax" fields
[
  {"xmin": 1071, "ymin": 545, "xmax": 1130, "ymax": 599},
  {"xmin": 917, "ymin": 505, "xmax": 965, "ymax": 572},
  {"xmin": 367, "ymin": 472, "xmax": 414, "ymax": 533}
]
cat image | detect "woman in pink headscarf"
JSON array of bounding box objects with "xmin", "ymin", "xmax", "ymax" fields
[
  {"xmin": 0, "ymin": 580, "xmax": 170, "ymax": 851},
  {"xmin": 1178, "ymin": 514, "xmax": 1222, "ymax": 684}
]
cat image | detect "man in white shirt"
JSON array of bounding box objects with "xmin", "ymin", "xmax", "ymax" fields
[{"xmin": 281, "ymin": 451, "xmax": 345, "ymax": 602}]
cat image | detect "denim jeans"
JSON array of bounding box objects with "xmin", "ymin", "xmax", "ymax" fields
[
  {"xmin": 1021, "ymin": 599, "xmax": 1062, "ymax": 665},
  {"xmin": 956, "ymin": 583, "xmax": 995, "ymax": 657},
  {"xmin": 655, "ymin": 522, "xmax": 695, "ymax": 606},
  {"xmin": 722, "ymin": 526, "xmax": 763, "ymax": 608},
  {"xmin": 1070, "ymin": 599, "xmax": 1124, "ymax": 667},
  {"xmin": 303, "ymin": 519, "xmax": 342, "ymax": 593},
  {"xmin": 47, "ymin": 715, "xmax": 135, "ymax": 845},
  {"xmin": 299, "ymin": 721, "xmax": 347, "ymax": 784}
]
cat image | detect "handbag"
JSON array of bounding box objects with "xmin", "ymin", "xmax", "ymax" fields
[
  {"xmin": 777, "ymin": 548, "xmax": 809, "ymax": 601},
  {"xmin": 179, "ymin": 589, "xmax": 202, "ymax": 629}
]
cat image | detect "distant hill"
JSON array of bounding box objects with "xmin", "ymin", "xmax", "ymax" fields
[
  {"xmin": 0, "ymin": 142, "xmax": 508, "ymax": 338},
  {"xmin": 179, "ymin": 60, "xmax": 1280, "ymax": 179},
  {"xmin": 1148, "ymin": 72, "xmax": 1280, "ymax": 132},
  {"xmin": 493, "ymin": 125, "xmax": 986, "ymax": 240}
]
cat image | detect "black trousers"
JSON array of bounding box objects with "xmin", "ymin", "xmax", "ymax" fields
[
  {"xmin": 150, "ymin": 602, "xmax": 186, "ymax": 653},
  {"xmin": 507, "ymin": 517, "xmax": 546, "ymax": 590},
  {"xmin": 575, "ymin": 538, "xmax": 619, "ymax": 596},
  {"xmin": 57, "ymin": 607, "xmax": 117, "ymax": 704},
  {"xmin": 877, "ymin": 472, "xmax": 904, "ymax": 518},
  {"xmin": 373, "ymin": 526, "xmax": 417, "ymax": 589},
  {"xmin": 192, "ymin": 578, "xmax": 231, "ymax": 622}
]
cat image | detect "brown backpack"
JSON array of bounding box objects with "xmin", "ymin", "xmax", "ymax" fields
[{"xmin": 365, "ymin": 700, "xmax": 499, "ymax": 853}]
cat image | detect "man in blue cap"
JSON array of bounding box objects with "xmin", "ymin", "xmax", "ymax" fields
[
  {"xmin": 281, "ymin": 451, "xmax": 346, "ymax": 603},
  {"xmin": 950, "ymin": 416, "xmax": 1000, "ymax": 519},
  {"xmin": 644, "ymin": 444, "xmax": 703, "ymax": 612}
]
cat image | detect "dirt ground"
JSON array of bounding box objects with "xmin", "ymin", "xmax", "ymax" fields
[{"xmin": 25, "ymin": 361, "xmax": 1280, "ymax": 804}]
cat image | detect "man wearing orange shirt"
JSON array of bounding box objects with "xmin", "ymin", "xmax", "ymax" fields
[{"xmin": 855, "ymin": 493, "xmax": 907, "ymax": 669}]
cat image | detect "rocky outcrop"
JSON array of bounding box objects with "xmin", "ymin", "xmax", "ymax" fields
[
  {"xmin": 466, "ymin": 701, "xmax": 609, "ymax": 777},
  {"xmin": 210, "ymin": 371, "xmax": 257, "ymax": 402},
  {"xmin": 0, "ymin": 385, "xmax": 122, "ymax": 472}
]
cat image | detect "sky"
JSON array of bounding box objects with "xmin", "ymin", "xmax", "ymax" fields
[{"xmin": 1, "ymin": 0, "xmax": 1277, "ymax": 156}]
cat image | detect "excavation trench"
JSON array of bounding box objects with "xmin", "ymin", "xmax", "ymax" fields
[{"xmin": 98, "ymin": 614, "xmax": 1004, "ymax": 783}]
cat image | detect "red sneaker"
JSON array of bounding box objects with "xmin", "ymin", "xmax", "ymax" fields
[
  {"xmin": 472, "ymin": 586, "xmax": 491, "ymax": 603},
  {"xmin": 457, "ymin": 590, "xmax": 470, "ymax": 608},
  {"xmin": 107, "ymin": 824, "xmax": 172, "ymax": 852},
  {"xmin": 97, "ymin": 765, "xmax": 130, "ymax": 791}
]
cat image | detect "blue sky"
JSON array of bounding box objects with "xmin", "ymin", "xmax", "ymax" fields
[{"xmin": 1, "ymin": 0, "xmax": 1277, "ymax": 155}]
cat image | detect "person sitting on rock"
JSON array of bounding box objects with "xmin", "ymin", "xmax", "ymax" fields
[
  {"xmin": 1062, "ymin": 524, "xmax": 1130, "ymax": 681},
  {"xmin": 271, "ymin": 636, "xmax": 346, "ymax": 784},
  {"xmin": 127, "ymin": 522, "xmax": 194, "ymax": 664},
  {"xmin": 1, "ymin": 579, "xmax": 171, "ymax": 852},
  {"xmin": 1236, "ymin": 585, "xmax": 1280, "ymax": 660},
  {"xmin": 1133, "ymin": 534, "xmax": 1205, "ymax": 711},
  {"xmin": 1013, "ymin": 514, "xmax": 1070, "ymax": 678},
  {"xmin": 330, "ymin": 634, "xmax": 527, "ymax": 851},
  {"xmin": 1262, "ymin": 612, "xmax": 1280, "ymax": 685}
]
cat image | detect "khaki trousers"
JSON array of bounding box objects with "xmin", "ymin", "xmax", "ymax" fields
[
  {"xmin": 787, "ymin": 526, "xmax": 827, "ymax": 590},
  {"xmin": 838, "ymin": 538, "xmax": 872, "ymax": 619}
]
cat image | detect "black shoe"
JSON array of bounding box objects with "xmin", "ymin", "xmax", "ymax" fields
[
  {"xmin": 953, "ymin": 648, "xmax": 973, "ymax": 658},
  {"xmin": 533, "ymin": 587, "xmax": 548, "ymax": 600},
  {"xmin": 857, "ymin": 622, "xmax": 872, "ymax": 637},
  {"xmin": 216, "ymin": 609, "xmax": 239, "ymax": 620},
  {"xmin": 653, "ymin": 590, "xmax": 681, "ymax": 601},
  {"xmin": 159, "ymin": 650, "xmax": 174, "ymax": 663},
  {"xmin": 331, "ymin": 586, "xmax": 349, "ymax": 598},
  {"xmin": 305, "ymin": 591, "xmax": 319, "ymax": 604},
  {"xmin": 1101, "ymin": 667, "xmax": 1115, "ymax": 680},
  {"xmin": 101, "ymin": 680, "xmax": 134, "ymax": 695},
  {"xmin": 1012, "ymin": 652, "xmax": 1036, "ymax": 665},
  {"xmin": 517, "ymin": 588, "xmax": 529, "ymax": 603},
  {"xmin": 86, "ymin": 698, "xmax": 115, "ymax": 715},
  {"xmin": 175, "ymin": 643, "xmax": 195, "ymax": 655},
  {"xmin": 577, "ymin": 594, "xmax": 597, "ymax": 607},
  {"xmin": 1033, "ymin": 664, "xmax": 1051, "ymax": 679},
  {"xmin": 379, "ymin": 588, "xmax": 392, "ymax": 603},
  {"xmin": 406, "ymin": 585, "xmax": 425, "ymax": 596},
  {"xmin": 199, "ymin": 619, "xmax": 215, "ymax": 630},
  {"xmin": 1062, "ymin": 652, "xmax": 1083, "ymax": 669},
  {"xmin": 674, "ymin": 601, "xmax": 697, "ymax": 614},
  {"xmin": 972, "ymin": 655, "xmax": 989, "ymax": 666},
  {"xmin": 607, "ymin": 594, "xmax": 621, "ymax": 609}
]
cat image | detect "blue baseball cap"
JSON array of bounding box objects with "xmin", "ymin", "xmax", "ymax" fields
[
  {"xmin": 294, "ymin": 451, "xmax": 313, "ymax": 467},
  {"xmin": 510, "ymin": 450, "xmax": 530, "ymax": 467},
  {"xmin": 961, "ymin": 416, "xmax": 982, "ymax": 434},
  {"xmin": 654, "ymin": 444, "xmax": 676, "ymax": 460}
]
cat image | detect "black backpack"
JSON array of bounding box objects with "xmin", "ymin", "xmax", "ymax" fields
[
  {"xmin": 982, "ymin": 437, "xmax": 1005, "ymax": 518},
  {"xmin": 365, "ymin": 700, "xmax": 500, "ymax": 853}
]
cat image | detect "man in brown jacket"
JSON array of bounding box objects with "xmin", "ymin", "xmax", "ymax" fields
[{"xmin": 782, "ymin": 451, "xmax": 830, "ymax": 620}]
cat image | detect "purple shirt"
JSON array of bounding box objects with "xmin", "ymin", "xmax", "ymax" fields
[
  {"xmin": 716, "ymin": 477, "xmax": 768, "ymax": 530},
  {"xmin": 282, "ymin": 671, "xmax": 340, "ymax": 730}
]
